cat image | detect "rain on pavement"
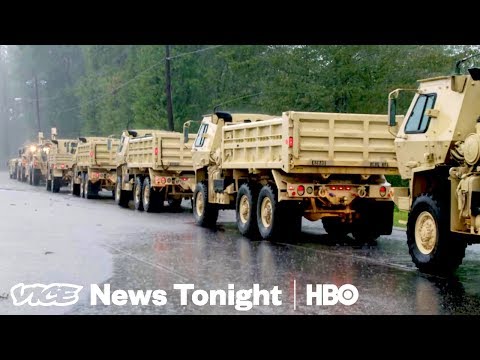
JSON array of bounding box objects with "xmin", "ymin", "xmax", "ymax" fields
[{"xmin": 1, "ymin": 171, "xmax": 480, "ymax": 315}]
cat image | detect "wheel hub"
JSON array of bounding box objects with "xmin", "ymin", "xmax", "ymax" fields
[
  {"xmin": 261, "ymin": 197, "xmax": 272, "ymax": 228},
  {"xmin": 415, "ymin": 211, "xmax": 437, "ymax": 255},
  {"xmin": 239, "ymin": 195, "xmax": 250, "ymax": 224},
  {"xmin": 196, "ymin": 192, "xmax": 204, "ymax": 216}
]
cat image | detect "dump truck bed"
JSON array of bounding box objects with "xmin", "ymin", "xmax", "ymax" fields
[
  {"xmin": 126, "ymin": 131, "xmax": 196, "ymax": 172},
  {"xmin": 76, "ymin": 138, "xmax": 119, "ymax": 169},
  {"xmin": 221, "ymin": 111, "xmax": 403, "ymax": 175}
]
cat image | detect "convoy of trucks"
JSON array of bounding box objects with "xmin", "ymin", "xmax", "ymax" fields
[{"xmin": 7, "ymin": 58, "xmax": 480, "ymax": 276}]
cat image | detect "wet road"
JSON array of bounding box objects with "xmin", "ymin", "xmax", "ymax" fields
[{"xmin": 1, "ymin": 171, "xmax": 480, "ymax": 315}]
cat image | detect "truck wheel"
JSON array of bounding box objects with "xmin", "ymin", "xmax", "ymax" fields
[
  {"xmin": 33, "ymin": 169, "xmax": 40, "ymax": 186},
  {"xmin": 84, "ymin": 174, "xmax": 96, "ymax": 199},
  {"xmin": 256, "ymin": 184, "xmax": 285, "ymax": 240},
  {"xmin": 80, "ymin": 173, "xmax": 86, "ymax": 198},
  {"xmin": 134, "ymin": 177, "xmax": 144, "ymax": 211},
  {"xmin": 46, "ymin": 174, "xmax": 52, "ymax": 192},
  {"xmin": 236, "ymin": 183, "xmax": 260, "ymax": 239},
  {"xmin": 72, "ymin": 174, "xmax": 80, "ymax": 197},
  {"xmin": 351, "ymin": 230, "xmax": 380, "ymax": 245},
  {"xmin": 193, "ymin": 181, "xmax": 218, "ymax": 227},
  {"xmin": 407, "ymin": 194, "xmax": 467, "ymax": 274},
  {"xmin": 143, "ymin": 177, "xmax": 159, "ymax": 213},
  {"xmin": 322, "ymin": 218, "xmax": 350, "ymax": 239},
  {"xmin": 115, "ymin": 176, "xmax": 130, "ymax": 208},
  {"xmin": 52, "ymin": 177, "xmax": 61, "ymax": 193},
  {"xmin": 168, "ymin": 198, "xmax": 182, "ymax": 212}
]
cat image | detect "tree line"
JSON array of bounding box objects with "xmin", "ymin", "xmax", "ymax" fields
[{"xmin": 0, "ymin": 45, "xmax": 476, "ymax": 165}]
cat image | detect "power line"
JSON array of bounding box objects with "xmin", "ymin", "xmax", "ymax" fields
[
  {"xmin": 167, "ymin": 45, "xmax": 223, "ymax": 60},
  {"xmin": 55, "ymin": 45, "xmax": 224, "ymax": 116}
]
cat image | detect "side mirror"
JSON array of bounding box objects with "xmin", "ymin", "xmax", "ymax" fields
[
  {"xmin": 388, "ymin": 89, "xmax": 400, "ymax": 127},
  {"xmin": 388, "ymin": 98, "xmax": 397, "ymax": 127},
  {"xmin": 51, "ymin": 139, "xmax": 58, "ymax": 145},
  {"xmin": 78, "ymin": 137, "xmax": 87, "ymax": 143},
  {"xmin": 183, "ymin": 121, "xmax": 191, "ymax": 144}
]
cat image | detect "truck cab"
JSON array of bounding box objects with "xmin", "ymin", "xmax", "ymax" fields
[{"xmin": 388, "ymin": 64, "xmax": 480, "ymax": 274}]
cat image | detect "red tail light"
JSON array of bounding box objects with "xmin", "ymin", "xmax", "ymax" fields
[
  {"xmin": 288, "ymin": 137, "xmax": 293, "ymax": 148},
  {"xmin": 297, "ymin": 185, "xmax": 305, "ymax": 196},
  {"xmin": 338, "ymin": 186, "xmax": 344, "ymax": 190},
  {"xmin": 160, "ymin": 177, "xmax": 166, "ymax": 184},
  {"xmin": 89, "ymin": 151, "xmax": 94, "ymax": 157},
  {"xmin": 61, "ymin": 164, "xmax": 65, "ymax": 169},
  {"xmin": 380, "ymin": 186, "xmax": 387, "ymax": 197},
  {"xmin": 181, "ymin": 177, "xmax": 188, "ymax": 181},
  {"xmin": 330, "ymin": 186, "xmax": 336, "ymax": 190},
  {"xmin": 154, "ymin": 147, "xmax": 159, "ymax": 155},
  {"xmin": 346, "ymin": 186, "xmax": 351, "ymax": 190}
]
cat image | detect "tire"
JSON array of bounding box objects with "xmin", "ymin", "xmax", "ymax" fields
[
  {"xmin": 256, "ymin": 184, "xmax": 286, "ymax": 241},
  {"xmin": 143, "ymin": 177, "xmax": 162, "ymax": 213},
  {"xmin": 115, "ymin": 175, "xmax": 130, "ymax": 208},
  {"xmin": 351, "ymin": 230, "xmax": 380, "ymax": 245},
  {"xmin": 134, "ymin": 177, "xmax": 144, "ymax": 211},
  {"xmin": 168, "ymin": 198, "xmax": 182, "ymax": 212},
  {"xmin": 323, "ymin": 218, "xmax": 350, "ymax": 239},
  {"xmin": 46, "ymin": 173, "xmax": 52, "ymax": 192},
  {"xmin": 80, "ymin": 173, "xmax": 85, "ymax": 198},
  {"xmin": 236, "ymin": 183, "xmax": 260, "ymax": 238},
  {"xmin": 33, "ymin": 169, "xmax": 40, "ymax": 186},
  {"xmin": 193, "ymin": 181, "xmax": 218, "ymax": 227},
  {"xmin": 407, "ymin": 194, "xmax": 466, "ymax": 275},
  {"xmin": 72, "ymin": 174, "xmax": 81, "ymax": 197},
  {"xmin": 84, "ymin": 174, "xmax": 97, "ymax": 199},
  {"xmin": 52, "ymin": 177, "xmax": 61, "ymax": 193}
]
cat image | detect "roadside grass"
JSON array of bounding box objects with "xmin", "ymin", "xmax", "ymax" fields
[{"xmin": 394, "ymin": 206, "xmax": 408, "ymax": 229}]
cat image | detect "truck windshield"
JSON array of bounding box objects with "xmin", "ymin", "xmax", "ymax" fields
[
  {"xmin": 195, "ymin": 124, "xmax": 208, "ymax": 147},
  {"xmin": 405, "ymin": 93, "xmax": 436, "ymax": 134}
]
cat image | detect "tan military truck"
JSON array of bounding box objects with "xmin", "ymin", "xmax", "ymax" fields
[
  {"xmin": 185, "ymin": 111, "xmax": 403, "ymax": 242},
  {"xmin": 115, "ymin": 129, "xmax": 196, "ymax": 212},
  {"xmin": 72, "ymin": 136, "xmax": 119, "ymax": 199},
  {"xmin": 16, "ymin": 140, "xmax": 47, "ymax": 184},
  {"xmin": 23, "ymin": 132, "xmax": 52, "ymax": 186},
  {"xmin": 8, "ymin": 158, "xmax": 18, "ymax": 179},
  {"xmin": 387, "ymin": 58, "xmax": 480, "ymax": 274},
  {"xmin": 45, "ymin": 128, "xmax": 78, "ymax": 193}
]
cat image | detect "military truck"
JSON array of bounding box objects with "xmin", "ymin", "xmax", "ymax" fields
[
  {"xmin": 185, "ymin": 111, "xmax": 403, "ymax": 242},
  {"xmin": 23, "ymin": 132, "xmax": 52, "ymax": 186},
  {"xmin": 16, "ymin": 138, "xmax": 49, "ymax": 185},
  {"xmin": 72, "ymin": 136, "xmax": 119, "ymax": 199},
  {"xmin": 45, "ymin": 128, "xmax": 78, "ymax": 193},
  {"xmin": 115, "ymin": 129, "xmax": 196, "ymax": 212},
  {"xmin": 8, "ymin": 158, "xmax": 18, "ymax": 179},
  {"xmin": 387, "ymin": 57, "xmax": 480, "ymax": 274}
]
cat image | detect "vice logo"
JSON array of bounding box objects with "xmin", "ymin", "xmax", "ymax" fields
[{"xmin": 10, "ymin": 283, "xmax": 83, "ymax": 307}]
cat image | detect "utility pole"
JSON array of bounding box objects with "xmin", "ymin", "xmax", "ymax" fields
[
  {"xmin": 34, "ymin": 74, "xmax": 41, "ymax": 133},
  {"xmin": 1, "ymin": 62, "xmax": 8, "ymax": 164},
  {"xmin": 165, "ymin": 45, "xmax": 174, "ymax": 131}
]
